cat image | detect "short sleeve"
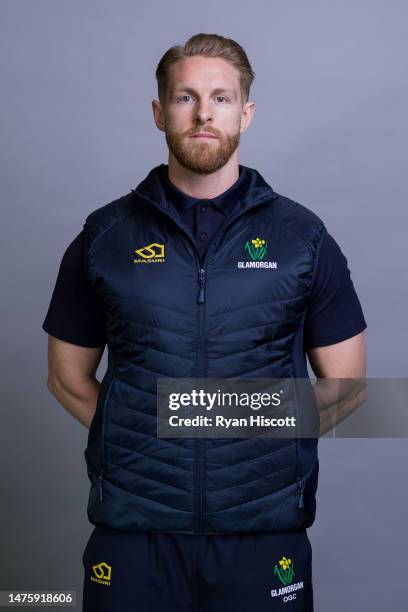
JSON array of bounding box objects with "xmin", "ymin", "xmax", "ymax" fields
[
  {"xmin": 303, "ymin": 231, "xmax": 367, "ymax": 349},
  {"xmin": 42, "ymin": 231, "xmax": 107, "ymax": 348}
]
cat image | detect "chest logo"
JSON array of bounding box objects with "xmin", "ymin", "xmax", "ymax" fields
[
  {"xmin": 238, "ymin": 237, "xmax": 278, "ymax": 269},
  {"xmin": 133, "ymin": 242, "xmax": 165, "ymax": 264},
  {"xmin": 245, "ymin": 237, "xmax": 267, "ymax": 260}
]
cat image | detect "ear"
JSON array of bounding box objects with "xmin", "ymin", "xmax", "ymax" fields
[
  {"xmin": 152, "ymin": 99, "xmax": 166, "ymax": 132},
  {"xmin": 240, "ymin": 100, "xmax": 256, "ymax": 134}
]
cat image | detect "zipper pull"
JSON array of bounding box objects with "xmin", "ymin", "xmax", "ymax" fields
[
  {"xmin": 197, "ymin": 268, "xmax": 206, "ymax": 304},
  {"xmin": 98, "ymin": 472, "xmax": 104, "ymax": 502},
  {"xmin": 297, "ymin": 477, "xmax": 305, "ymax": 509}
]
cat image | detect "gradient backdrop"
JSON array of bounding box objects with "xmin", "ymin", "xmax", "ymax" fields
[{"xmin": 1, "ymin": 1, "xmax": 407, "ymax": 610}]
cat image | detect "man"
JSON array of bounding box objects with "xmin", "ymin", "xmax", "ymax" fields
[{"xmin": 43, "ymin": 33, "xmax": 367, "ymax": 611}]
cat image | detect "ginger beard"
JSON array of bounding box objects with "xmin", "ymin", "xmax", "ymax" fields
[{"xmin": 164, "ymin": 125, "xmax": 241, "ymax": 175}]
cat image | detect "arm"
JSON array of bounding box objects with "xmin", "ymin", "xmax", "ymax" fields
[
  {"xmin": 46, "ymin": 335, "xmax": 105, "ymax": 429},
  {"xmin": 303, "ymin": 230, "xmax": 368, "ymax": 434},
  {"xmin": 307, "ymin": 330, "xmax": 368, "ymax": 435},
  {"xmin": 307, "ymin": 329, "xmax": 367, "ymax": 378}
]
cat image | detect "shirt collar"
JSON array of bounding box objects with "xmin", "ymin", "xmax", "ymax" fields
[{"xmin": 157, "ymin": 164, "xmax": 250, "ymax": 217}]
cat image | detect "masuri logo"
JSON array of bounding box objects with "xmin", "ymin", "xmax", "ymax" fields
[
  {"xmin": 90, "ymin": 561, "xmax": 112, "ymax": 586},
  {"xmin": 133, "ymin": 242, "xmax": 165, "ymax": 264}
]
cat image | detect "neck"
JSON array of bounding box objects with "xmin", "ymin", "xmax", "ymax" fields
[{"xmin": 167, "ymin": 152, "xmax": 240, "ymax": 199}]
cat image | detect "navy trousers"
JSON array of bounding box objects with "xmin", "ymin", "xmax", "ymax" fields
[{"xmin": 82, "ymin": 527, "xmax": 313, "ymax": 611}]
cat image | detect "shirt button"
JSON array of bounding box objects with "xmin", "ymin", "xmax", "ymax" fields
[
  {"xmin": 199, "ymin": 232, "xmax": 208, "ymax": 242},
  {"xmin": 200, "ymin": 205, "xmax": 207, "ymax": 213}
]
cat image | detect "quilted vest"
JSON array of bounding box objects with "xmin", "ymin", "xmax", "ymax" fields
[{"xmin": 83, "ymin": 163, "xmax": 326, "ymax": 534}]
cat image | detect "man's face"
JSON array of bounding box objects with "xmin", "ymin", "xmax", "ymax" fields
[{"xmin": 156, "ymin": 56, "xmax": 252, "ymax": 174}]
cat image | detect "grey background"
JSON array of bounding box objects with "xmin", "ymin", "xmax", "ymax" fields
[{"xmin": 1, "ymin": 0, "xmax": 407, "ymax": 610}]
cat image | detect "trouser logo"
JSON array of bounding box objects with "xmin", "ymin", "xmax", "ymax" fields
[
  {"xmin": 275, "ymin": 555, "xmax": 295, "ymax": 585},
  {"xmin": 90, "ymin": 561, "xmax": 111, "ymax": 586},
  {"xmin": 270, "ymin": 555, "xmax": 304, "ymax": 602}
]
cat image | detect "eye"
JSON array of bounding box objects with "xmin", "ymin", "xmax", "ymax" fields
[
  {"xmin": 178, "ymin": 95, "xmax": 193, "ymax": 103},
  {"xmin": 216, "ymin": 96, "xmax": 228, "ymax": 103}
]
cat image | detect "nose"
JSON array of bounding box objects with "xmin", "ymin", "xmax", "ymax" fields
[{"xmin": 194, "ymin": 98, "xmax": 213, "ymax": 125}]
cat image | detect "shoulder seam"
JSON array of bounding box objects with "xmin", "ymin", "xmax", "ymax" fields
[
  {"xmin": 262, "ymin": 206, "xmax": 326, "ymax": 250},
  {"xmin": 306, "ymin": 226, "xmax": 328, "ymax": 300},
  {"xmin": 85, "ymin": 196, "xmax": 136, "ymax": 255}
]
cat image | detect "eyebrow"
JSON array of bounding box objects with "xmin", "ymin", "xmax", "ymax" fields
[{"xmin": 173, "ymin": 86, "xmax": 236, "ymax": 98}]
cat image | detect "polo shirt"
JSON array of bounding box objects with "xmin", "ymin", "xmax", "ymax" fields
[
  {"xmin": 157, "ymin": 163, "xmax": 250, "ymax": 260},
  {"xmin": 42, "ymin": 165, "xmax": 367, "ymax": 350}
]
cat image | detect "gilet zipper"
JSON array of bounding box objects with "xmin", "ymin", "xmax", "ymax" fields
[
  {"xmin": 131, "ymin": 187, "xmax": 277, "ymax": 532},
  {"xmin": 196, "ymin": 268, "xmax": 206, "ymax": 531}
]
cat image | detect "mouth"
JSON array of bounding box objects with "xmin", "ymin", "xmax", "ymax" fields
[{"xmin": 190, "ymin": 133, "xmax": 218, "ymax": 139}]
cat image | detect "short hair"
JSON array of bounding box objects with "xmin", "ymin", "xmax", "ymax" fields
[{"xmin": 155, "ymin": 33, "xmax": 255, "ymax": 106}]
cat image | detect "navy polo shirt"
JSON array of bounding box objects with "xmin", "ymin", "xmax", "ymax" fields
[
  {"xmin": 157, "ymin": 163, "xmax": 250, "ymax": 261},
  {"xmin": 42, "ymin": 166, "xmax": 367, "ymax": 350}
]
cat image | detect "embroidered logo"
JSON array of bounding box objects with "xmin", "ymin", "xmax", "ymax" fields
[
  {"xmin": 90, "ymin": 561, "xmax": 112, "ymax": 586},
  {"xmin": 133, "ymin": 243, "xmax": 165, "ymax": 264},
  {"xmin": 238, "ymin": 236, "xmax": 277, "ymax": 269},
  {"xmin": 270, "ymin": 555, "xmax": 304, "ymax": 602},
  {"xmin": 274, "ymin": 556, "xmax": 295, "ymax": 585},
  {"xmin": 245, "ymin": 237, "xmax": 267, "ymax": 261}
]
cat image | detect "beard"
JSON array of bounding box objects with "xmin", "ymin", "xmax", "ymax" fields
[{"xmin": 165, "ymin": 126, "xmax": 241, "ymax": 175}]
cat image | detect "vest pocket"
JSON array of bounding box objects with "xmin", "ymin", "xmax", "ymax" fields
[
  {"xmin": 87, "ymin": 367, "xmax": 115, "ymax": 442},
  {"xmin": 84, "ymin": 368, "xmax": 115, "ymax": 503},
  {"xmin": 84, "ymin": 448, "xmax": 95, "ymax": 482},
  {"xmin": 98, "ymin": 368, "xmax": 115, "ymax": 466},
  {"xmin": 293, "ymin": 378, "xmax": 320, "ymax": 506},
  {"xmin": 84, "ymin": 448, "xmax": 106, "ymax": 503},
  {"xmin": 295, "ymin": 455, "xmax": 319, "ymax": 527}
]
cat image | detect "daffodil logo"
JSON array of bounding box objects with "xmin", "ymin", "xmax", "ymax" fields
[
  {"xmin": 237, "ymin": 236, "xmax": 277, "ymax": 269},
  {"xmin": 244, "ymin": 237, "xmax": 267, "ymax": 261},
  {"xmin": 274, "ymin": 556, "xmax": 295, "ymax": 586}
]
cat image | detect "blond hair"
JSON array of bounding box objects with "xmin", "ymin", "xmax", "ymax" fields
[{"xmin": 155, "ymin": 33, "xmax": 255, "ymax": 106}]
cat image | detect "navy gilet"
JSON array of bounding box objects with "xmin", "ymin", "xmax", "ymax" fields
[{"xmin": 83, "ymin": 164, "xmax": 325, "ymax": 534}]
